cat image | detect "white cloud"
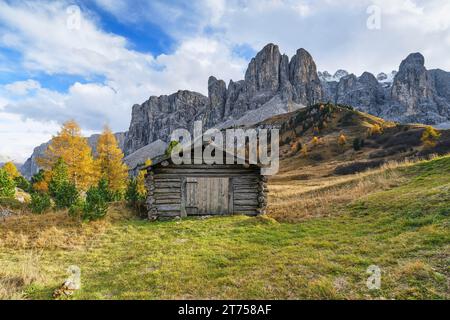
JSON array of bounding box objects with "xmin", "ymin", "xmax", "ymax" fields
[
  {"xmin": 0, "ymin": 112, "xmax": 60, "ymax": 163},
  {"xmin": 4, "ymin": 80, "xmax": 41, "ymax": 96},
  {"xmin": 0, "ymin": 0, "xmax": 247, "ymax": 160}
]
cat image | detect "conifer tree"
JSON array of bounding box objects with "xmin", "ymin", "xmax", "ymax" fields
[
  {"xmin": 37, "ymin": 120, "xmax": 96, "ymax": 190},
  {"xmin": 421, "ymin": 126, "xmax": 441, "ymax": 148},
  {"xmin": 96, "ymin": 126, "xmax": 128, "ymax": 194},
  {"xmin": 2, "ymin": 162, "xmax": 20, "ymax": 179}
]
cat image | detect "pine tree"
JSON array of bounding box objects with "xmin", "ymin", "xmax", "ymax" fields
[
  {"xmin": 48, "ymin": 158, "xmax": 79, "ymax": 209},
  {"xmin": 96, "ymin": 126, "xmax": 128, "ymax": 194},
  {"xmin": 0, "ymin": 168, "xmax": 16, "ymax": 198},
  {"xmin": 37, "ymin": 120, "xmax": 96, "ymax": 190},
  {"xmin": 2, "ymin": 162, "xmax": 20, "ymax": 179}
]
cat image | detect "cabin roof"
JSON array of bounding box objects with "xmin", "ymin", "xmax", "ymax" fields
[{"xmin": 140, "ymin": 138, "xmax": 264, "ymax": 171}]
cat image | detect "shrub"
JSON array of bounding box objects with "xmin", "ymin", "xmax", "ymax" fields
[
  {"xmin": 82, "ymin": 186, "xmax": 108, "ymax": 221},
  {"xmin": 126, "ymin": 178, "xmax": 142, "ymax": 207},
  {"xmin": 30, "ymin": 193, "xmax": 52, "ymax": 214},
  {"xmin": 53, "ymin": 181, "xmax": 79, "ymax": 209},
  {"xmin": 14, "ymin": 176, "xmax": 31, "ymax": 192},
  {"xmin": 369, "ymin": 124, "xmax": 383, "ymax": 136},
  {"xmin": 68, "ymin": 199, "xmax": 85, "ymax": 219},
  {"xmin": 291, "ymin": 141, "xmax": 302, "ymax": 153},
  {"xmin": 353, "ymin": 138, "xmax": 362, "ymax": 151},
  {"xmin": 47, "ymin": 158, "xmax": 79, "ymax": 209},
  {"xmin": 97, "ymin": 178, "xmax": 114, "ymax": 202},
  {"xmin": 338, "ymin": 134, "xmax": 347, "ymax": 146},
  {"xmin": 421, "ymin": 126, "xmax": 441, "ymax": 148},
  {"xmin": 0, "ymin": 169, "xmax": 16, "ymax": 198}
]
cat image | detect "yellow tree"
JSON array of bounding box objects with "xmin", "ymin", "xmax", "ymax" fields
[
  {"xmin": 137, "ymin": 159, "xmax": 152, "ymax": 196},
  {"xmin": 96, "ymin": 126, "xmax": 129, "ymax": 193},
  {"xmin": 37, "ymin": 120, "xmax": 96, "ymax": 190},
  {"xmin": 421, "ymin": 126, "xmax": 441, "ymax": 148},
  {"xmin": 301, "ymin": 144, "xmax": 308, "ymax": 157},
  {"xmin": 338, "ymin": 133, "xmax": 347, "ymax": 150},
  {"xmin": 369, "ymin": 124, "xmax": 383, "ymax": 136},
  {"xmin": 312, "ymin": 136, "xmax": 320, "ymax": 146},
  {"xmin": 2, "ymin": 162, "xmax": 20, "ymax": 179}
]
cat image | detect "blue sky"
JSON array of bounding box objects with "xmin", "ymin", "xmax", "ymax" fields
[{"xmin": 0, "ymin": 0, "xmax": 449, "ymax": 161}]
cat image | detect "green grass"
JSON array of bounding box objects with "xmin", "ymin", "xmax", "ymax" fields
[{"xmin": 1, "ymin": 156, "xmax": 449, "ymax": 300}]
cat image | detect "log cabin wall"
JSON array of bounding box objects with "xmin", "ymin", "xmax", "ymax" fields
[{"xmin": 145, "ymin": 164, "xmax": 268, "ymax": 220}]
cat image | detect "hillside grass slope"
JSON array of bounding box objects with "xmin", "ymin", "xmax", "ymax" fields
[{"xmin": 1, "ymin": 155, "xmax": 449, "ymax": 300}]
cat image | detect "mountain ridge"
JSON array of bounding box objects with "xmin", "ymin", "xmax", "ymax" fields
[{"xmin": 21, "ymin": 43, "xmax": 450, "ymax": 177}]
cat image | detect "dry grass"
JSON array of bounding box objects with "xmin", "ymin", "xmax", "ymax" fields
[
  {"xmin": 0, "ymin": 252, "xmax": 43, "ymax": 300},
  {"xmin": 267, "ymin": 159, "xmax": 417, "ymax": 222},
  {"xmin": 0, "ymin": 212, "xmax": 110, "ymax": 250}
]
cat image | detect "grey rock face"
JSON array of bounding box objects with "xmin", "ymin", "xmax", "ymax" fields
[
  {"xmin": 125, "ymin": 43, "xmax": 323, "ymax": 155},
  {"xmin": 205, "ymin": 76, "xmax": 227, "ymax": 128},
  {"xmin": 289, "ymin": 48, "xmax": 323, "ymax": 106},
  {"xmin": 384, "ymin": 53, "xmax": 450, "ymax": 123},
  {"xmin": 20, "ymin": 141, "xmax": 50, "ymax": 179},
  {"xmin": 325, "ymin": 52, "xmax": 450, "ymax": 125},
  {"xmin": 20, "ymin": 132, "xmax": 127, "ymax": 179},
  {"xmin": 335, "ymin": 72, "xmax": 387, "ymax": 114},
  {"xmin": 124, "ymin": 90, "xmax": 209, "ymax": 154},
  {"xmin": 377, "ymin": 72, "xmax": 388, "ymax": 81}
]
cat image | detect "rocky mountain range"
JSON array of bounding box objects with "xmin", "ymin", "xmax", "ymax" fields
[
  {"xmin": 21, "ymin": 43, "xmax": 450, "ymax": 177},
  {"xmin": 124, "ymin": 44, "xmax": 323, "ymax": 155}
]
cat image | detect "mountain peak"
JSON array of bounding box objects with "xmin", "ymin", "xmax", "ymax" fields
[{"xmin": 400, "ymin": 52, "xmax": 425, "ymax": 69}]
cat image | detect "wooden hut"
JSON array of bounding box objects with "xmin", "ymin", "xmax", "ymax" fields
[{"xmin": 142, "ymin": 146, "xmax": 268, "ymax": 220}]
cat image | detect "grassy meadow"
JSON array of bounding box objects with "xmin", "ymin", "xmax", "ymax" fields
[{"xmin": 0, "ymin": 155, "xmax": 449, "ymax": 300}]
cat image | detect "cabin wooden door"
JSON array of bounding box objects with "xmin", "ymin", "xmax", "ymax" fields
[{"xmin": 185, "ymin": 177, "xmax": 230, "ymax": 215}]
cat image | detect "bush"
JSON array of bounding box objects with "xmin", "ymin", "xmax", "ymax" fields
[
  {"xmin": 30, "ymin": 193, "xmax": 52, "ymax": 214},
  {"xmin": 14, "ymin": 176, "xmax": 31, "ymax": 192},
  {"xmin": 0, "ymin": 169, "xmax": 16, "ymax": 198},
  {"xmin": 82, "ymin": 186, "xmax": 108, "ymax": 221},
  {"xmin": 353, "ymin": 138, "xmax": 364, "ymax": 151},
  {"xmin": 126, "ymin": 178, "xmax": 143, "ymax": 204},
  {"xmin": 52, "ymin": 181, "xmax": 79, "ymax": 209},
  {"xmin": 125, "ymin": 178, "xmax": 147, "ymax": 216},
  {"xmin": 97, "ymin": 178, "xmax": 114, "ymax": 202},
  {"xmin": 68, "ymin": 199, "xmax": 85, "ymax": 219}
]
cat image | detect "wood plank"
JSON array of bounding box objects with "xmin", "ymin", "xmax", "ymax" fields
[
  {"xmin": 155, "ymin": 204, "xmax": 181, "ymax": 211},
  {"xmin": 233, "ymin": 205, "xmax": 259, "ymax": 211},
  {"xmin": 234, "ymin": 193, "xmax": 258, "ymax": 200},
  {"xmin": 180, "ymin": 177, "xmax": 187, "ymax": 218},
  {"xmin": 153, "ymin": 194, "xmax": 181, "ymax": 200},
  {"xmin": 154, "ymin": 182, "xmax": 181, "ymax": 188},
  {"xmin": 153, "ymin": 178, "xmax": 181, "ymax": 182},
  {"xmin": 154, "ymin": 188, "xmax": 181, "ymax": 194},
  {"xmin": 234, "ymin": 199, "xmax": 259, "ymax": 206},
  {"xmin": 155, "ymin": 199, "xmax": 181, "ymax": 205}
]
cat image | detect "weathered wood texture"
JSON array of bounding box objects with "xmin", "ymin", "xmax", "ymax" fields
[{"xmin": 146, "ymin": 164, "xmax": 267, "ymax": 219}]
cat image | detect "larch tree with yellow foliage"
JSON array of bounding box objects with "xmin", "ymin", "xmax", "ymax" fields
[
  {"xmin": 421, "ymin": 126, "xmax": 441, "ymax": 148},
  {"xmin": 137, "ymin": 159, "xmax": 152, "ymax": 197},
  {"xmin": 2, "ymin": 162, "xmax": 20, "ymax": 179},
  {"xmin": 338, "ymin": 133, "xmax": 347, "ymax": 150},
  {"xmin": 96, "ymin": 126, "xmax": 129, "ymax": 194},
  {"xmin": 37, "ymin": 120, "xmax": 96, "ymax": 190}
]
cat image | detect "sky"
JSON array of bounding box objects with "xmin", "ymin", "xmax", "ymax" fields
[{"xmin": 0, "ymin": 0, "xmax": 449, "ymax": 162}]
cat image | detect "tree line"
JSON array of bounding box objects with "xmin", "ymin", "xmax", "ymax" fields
[{"xmin": 0, "ymin": 120, "xmax": 150, "ymax": 220}]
